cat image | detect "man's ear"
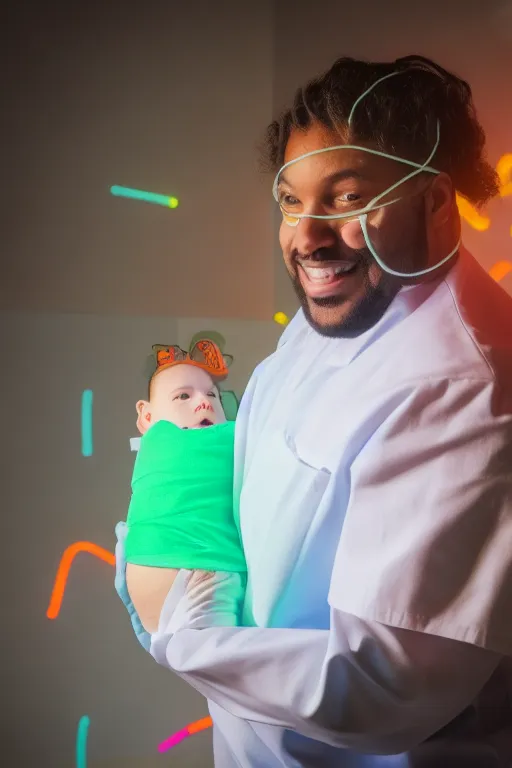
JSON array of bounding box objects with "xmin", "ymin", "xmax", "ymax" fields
[
  {"xmin": 426, "ymin": 172, "xmax": 456, "ymax": 227},
  {"xmin": 136, "ymin": 400, "xmax": 152, "ymax": 435}
]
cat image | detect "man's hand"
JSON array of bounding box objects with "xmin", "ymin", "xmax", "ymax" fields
[
  {"xmin": 161, "ymin": 569, "xmax": 246, "ymax": 631},
  {"xmin": 115, "ymin": 521, "xmax": 246, "ymax": 651}
]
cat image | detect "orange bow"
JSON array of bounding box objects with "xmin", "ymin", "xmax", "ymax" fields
[{"xmin": 152, "ymin": 339, "xmax": 231, "ymax": 379}]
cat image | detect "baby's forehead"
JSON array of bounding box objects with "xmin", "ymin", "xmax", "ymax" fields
[{"xmin": 152, "ymin": 363, "xmax": 215, "ymax": 393}]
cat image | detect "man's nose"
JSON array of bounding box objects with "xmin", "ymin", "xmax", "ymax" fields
[{"xmin": 291, "ymin": 216, "xmax": 338, "ymax": 257}]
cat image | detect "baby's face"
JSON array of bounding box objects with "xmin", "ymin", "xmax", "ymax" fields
[{"xmin": 145, "ymin": 364, "xmax": 226, "ymax": 430}]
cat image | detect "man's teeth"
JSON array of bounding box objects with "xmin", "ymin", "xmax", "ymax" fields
[{"xmin": 301, "ymin": 263, "xmax": 356, "ymax": 282}]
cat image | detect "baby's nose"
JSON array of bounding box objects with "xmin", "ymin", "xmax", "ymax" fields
[{"xmin": 194, "ymin": 399, "xmax": 213, "ymax": 413}]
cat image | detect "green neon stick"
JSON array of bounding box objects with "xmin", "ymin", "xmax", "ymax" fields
[
  {"xmin": 76, "ymin": 715, "xmax": 90, "ymax": 768},
  {"xmin": 110, "ymin": 185, "xmax": 179, "ymax": 208}
]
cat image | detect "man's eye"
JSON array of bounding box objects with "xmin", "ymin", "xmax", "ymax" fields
[
  {"xmin": 280, "ymin": 194, "xmax": 300, "ymax": 208},
  {"xmin": 338, "ymin": 192, "xmax": 361, "ymax": 203}
]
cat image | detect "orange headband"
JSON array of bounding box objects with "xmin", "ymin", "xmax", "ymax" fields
[{"xmin": 151, "ymin": 339, "xmax": 232, "ymax": 381}]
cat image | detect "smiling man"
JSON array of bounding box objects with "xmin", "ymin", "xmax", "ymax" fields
[
  {"xmin": 275, "ymin": 128, "xmax": 450, "ymax": 335},
  {"xmin": 116, "ymin": 55, "xmax": 512, "ymax": 767}
]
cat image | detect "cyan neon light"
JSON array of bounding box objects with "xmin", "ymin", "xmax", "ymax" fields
[
  {"xmin": 110, "ymin": 185, "xmax": 179, "ymax": 208},
  {"xmin": 81, "ymin": 390, "xmax": 93, "ymax": 457},
  {"xmin": 76, "ymin": 715, "xmax": 90, "ymax": 768}
]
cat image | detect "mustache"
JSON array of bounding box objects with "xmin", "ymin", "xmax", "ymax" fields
[{"xmin": 293, "ymin": 247, "xmax": 371, "ymax": 265}]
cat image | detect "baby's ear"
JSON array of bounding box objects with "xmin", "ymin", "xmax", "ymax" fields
[{"xmin": 136, "ymin": 400, "xmax": 152, "ymax": 435}]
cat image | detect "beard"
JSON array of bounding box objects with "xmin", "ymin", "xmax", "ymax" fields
[
  {"xmin": 290, "ymin": 249, "xmax": 400, "ymax": 338},
  {"xmin": 289, "ymin": 201, "xmax": 430, "ymax": 338}
]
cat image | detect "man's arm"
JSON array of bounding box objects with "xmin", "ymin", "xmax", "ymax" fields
[
  {"xmin": 150, "ymin": 602, "xmax": 500, "ymax": 754},
  {"xmin": 150, "ymin": 377, "xmax": 511, "ymax": 753}
]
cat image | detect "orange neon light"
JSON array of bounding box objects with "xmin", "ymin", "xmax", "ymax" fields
[
  {"xmin": 187, "ymin": 716, "xmax": 213, "ymax": 735},
  {"xmin": 489, "ymin": 260, "xmax": 512, "ymax": 283},
  {"xmin": 456, "ymin": 153, "xmax": 512, "ymax": 231},
  {"xmin": 454, "ymin": 154, "xmax": 512, "ymax": 285},
  {"xmin": 47, "ymin": 541, "xmax": 115, "ymax": 619},
  {"xmin": 455, "ymin": 194, "xmax": 491, "ymax": 231},
  {"xmin": 497, "ymin": 154, "xmax": 512, "ymax": 198},
  {"xmin": 158, "ymin": 716, "xmax": 213, "ymax": 752}
]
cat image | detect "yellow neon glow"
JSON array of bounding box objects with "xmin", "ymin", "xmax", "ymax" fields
[{"xmin": 273, "ymin": 311, "xmax": 290, "ymax": 326}]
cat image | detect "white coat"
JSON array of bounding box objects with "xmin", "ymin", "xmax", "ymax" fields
[{"xmin": 151, "ymin": 248, "xmax": 512, "ymax": 767}]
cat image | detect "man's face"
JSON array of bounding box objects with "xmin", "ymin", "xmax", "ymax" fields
[
  {"xmin": 278, "ymin": 123, "xmax": 432, "ymax": 337},
  {"xmin": 138, "ymin": 364, "xmax": 226, "ymax": 432}
]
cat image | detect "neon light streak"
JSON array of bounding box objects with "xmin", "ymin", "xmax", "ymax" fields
[
  {"xmin": 110, "ymin": 185, "xmax": 179, "ymax": 209},
  {"xmin": 497, "ymin": 154, "xmax": 512, "ymax": 198},
  {"xmin": 76, "ymin": 716, "xmax": 90, "ymax": 768},
  {"xmin": 46, "ymin": 542, "xmax": 115, "ymax": 619},
  {"xmin": 456, "ymin": 194, "xmax": 491, "ymax": 232},
  {"xmin": 158, "ymin": 716, "xmax": 213, "ymax": 753},
  {"xmin": 81, "ymin": 390, "xmax": 94, "ymax": 457},
  {"xmin": 455, "ymin": 152, "xmax": 512, "ymax": 230},
  {"xmin": 489, "ymin": 260, "xmax": 512, "ymax": 283}
]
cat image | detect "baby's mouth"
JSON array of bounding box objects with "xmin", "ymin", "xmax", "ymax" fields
[{"xmin": 198, "ymin": 418, "xmax": 214, "ymax": 428}]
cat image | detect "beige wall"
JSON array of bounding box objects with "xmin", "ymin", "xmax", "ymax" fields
[
  {"xmin": 2, "ymin": 1, "xmax": 275, "ymax": 320},
  {"xmin": 2, "ymin": 309, "xmax": 279, "ymax": 768}
]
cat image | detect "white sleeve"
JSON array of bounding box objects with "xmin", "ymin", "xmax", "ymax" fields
[
  {"xmin": 328, "ymin": 377, "xmax": 512, "ymax": 656},
  {"xmin": 150, "ymin": 598, "xmax": 500, "ymax": 754}
]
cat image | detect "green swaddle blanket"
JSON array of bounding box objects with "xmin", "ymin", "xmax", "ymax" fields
[{"xmin": 125, "ymin": 420, "xmax": 246, "ymax": 572}]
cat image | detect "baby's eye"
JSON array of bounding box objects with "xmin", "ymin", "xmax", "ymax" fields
[
  {"xmin": 207, "ymin": 391, "xmax": 217, "ymax": 398},
  {"xmin": 173, "ymin": 392, "xmax": 190, "ymax": 401}
]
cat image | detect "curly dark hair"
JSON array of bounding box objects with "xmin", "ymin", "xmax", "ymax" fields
[{"xmin": 260, "ymin": 55, "xmax": 499, "ymax": 208}]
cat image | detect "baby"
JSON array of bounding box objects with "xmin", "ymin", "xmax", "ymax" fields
[{"xmin": 125, "ymin": 340, "xmax": 246, "ymax": 633}]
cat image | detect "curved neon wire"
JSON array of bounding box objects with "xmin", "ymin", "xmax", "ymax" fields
[
  {"xmin": 46, "ymin": 541, "xmax": 115, "ymax": 619},
  {"xmin": 348, "ymin": 71, "xmax": 404, "ymax": 127},
  {"xmin": 360, "ymin": 214, "xmax": 460, "ymax": 277}
]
